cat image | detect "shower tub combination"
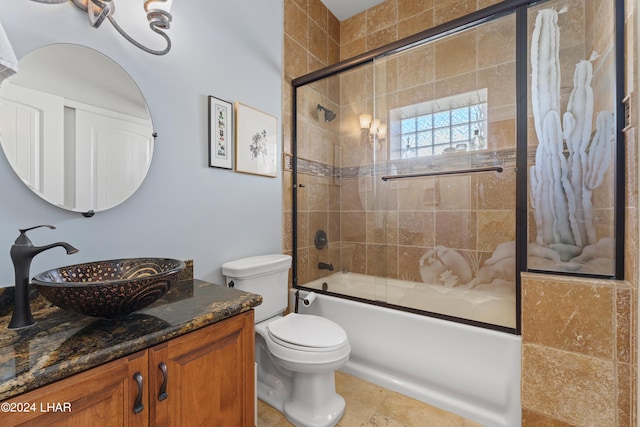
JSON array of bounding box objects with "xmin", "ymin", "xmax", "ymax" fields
[{"xmin": 296, "ymin": 273, "xmax": 521, "ymax": 427}]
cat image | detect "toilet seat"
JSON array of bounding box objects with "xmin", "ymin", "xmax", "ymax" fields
[{"xmin": 267, "ymin": 313, "xmax": 348, "ymax": 353}]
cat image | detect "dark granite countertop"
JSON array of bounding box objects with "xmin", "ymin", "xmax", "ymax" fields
[{"xmin": 0, "ymin": 278, "xmax": 262, "ymax": 401}]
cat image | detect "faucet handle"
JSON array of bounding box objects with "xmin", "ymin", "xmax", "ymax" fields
[{"xmin": 15, "ymin": 225, "xmax": 56, "ymax": 245}]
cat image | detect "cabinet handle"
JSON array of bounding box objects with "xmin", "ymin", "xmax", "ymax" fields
[
  {"xmin": 158, "ymin": 362, "xmax": 168, "ymax": 401},
  {"xmin": 133, "ymin": 372, "xmax": 144, "ymax": 414}
]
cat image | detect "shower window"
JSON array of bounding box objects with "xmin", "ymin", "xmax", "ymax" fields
[{"xmin": 391, "ymin": 90, "xmax": 488, "ymax": 159}]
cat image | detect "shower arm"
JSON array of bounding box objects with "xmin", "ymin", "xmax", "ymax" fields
[{"xmin": 381, "ymin": 166, "xmax": 503, "ymax": 181}]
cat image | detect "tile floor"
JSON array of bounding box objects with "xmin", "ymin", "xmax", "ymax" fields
[{"xmin": 257, "ymin": 371, "xmax": 483, "ymax": 426}]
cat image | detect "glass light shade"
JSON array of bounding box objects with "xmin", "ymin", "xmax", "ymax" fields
[
  {"xmin": 359, "ymin": 114, "xmax": 372, "ymax": 129},
  {"xmin": 146, "ymin": 0, "xmax": 173, "ymax": 13},
  {"xmin": 378, "ymin": 123, "xmax": 387, "ymax": 139}
]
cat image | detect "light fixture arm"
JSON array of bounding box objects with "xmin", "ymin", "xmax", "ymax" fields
[
  {"xmin": 107, "ymin": 12, "xmax": 171, "ymax": 56},
  {"xmin": 32, "ymin": 0, "xmax": 173, "ymax": 56},
  {"xmin": 86, "ymin": 0, "xmax": 110, "ymax": 28}
]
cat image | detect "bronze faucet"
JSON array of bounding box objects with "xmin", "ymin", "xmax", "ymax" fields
[{"xmin": 8, "ymin": 225, "xmax": 78, "ymax": 329}]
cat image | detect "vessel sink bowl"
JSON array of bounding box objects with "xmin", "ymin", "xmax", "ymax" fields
[{"xmin": 32, "ymin": 258, "xmax": 186, "ymax": 318}]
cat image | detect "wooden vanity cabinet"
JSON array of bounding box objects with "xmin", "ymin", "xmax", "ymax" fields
[
  {"xmin": 2, "ymin": 350, "xmax": 149, "ymax": 427},
  {"xmin": 148, "ymin": 310, "xmax": 255, "ymax": 426},
  {"xmin": 2, "ymin": 311, "xmax": 255, "ymax": 427}
]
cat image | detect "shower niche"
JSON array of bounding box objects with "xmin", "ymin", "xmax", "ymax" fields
[{"xmin": 292, "ymin": 0, "xmax": 623, "ymax": 334}]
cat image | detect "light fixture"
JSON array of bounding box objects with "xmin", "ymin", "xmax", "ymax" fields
[
  {"xmin": 359, "ymin": 113, "xmax": 385, "ymax": 151},
  {"xmin": 30, "ymin": 0, "xmax": 174, "ymax": 55},
  {"xmin": 0, "ymin": 18, "xmax": 17, "ymax": 86}
]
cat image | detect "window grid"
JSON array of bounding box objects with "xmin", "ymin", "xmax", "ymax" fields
[{"xmin": 400, "ymin": 103, "xmax": 487, "ymax": 158}]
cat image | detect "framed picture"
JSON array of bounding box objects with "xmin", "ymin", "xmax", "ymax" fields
[
  {"xmin": 208, "ymin": 96, "xmax": 234, "ymax": 169},
  {"xmin": 235, "ymin": 102, "xmax": 278, "ymax": 177}
]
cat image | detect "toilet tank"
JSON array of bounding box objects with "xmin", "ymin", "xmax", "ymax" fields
[{"xmin": 221, "ymin": 254, "xmax": 292, "ymax": 323}]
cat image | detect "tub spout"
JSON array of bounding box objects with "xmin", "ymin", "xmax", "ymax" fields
[
  {"xmin": 318, "ymin": 262, "xmax": 334, "ymax": 271},
  {"xmin": 8, "ymin": 225, "xmax": 78, "ymax": 329}
]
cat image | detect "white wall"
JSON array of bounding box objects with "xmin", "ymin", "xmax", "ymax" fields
[{"xmin": 0, "ymin": 0, "xmax": 284, "ymax": 285}]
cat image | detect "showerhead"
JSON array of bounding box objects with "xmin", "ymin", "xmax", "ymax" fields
[{"xmin": 317, "ymin": 104, "xmax": 336, "ymax": 122}]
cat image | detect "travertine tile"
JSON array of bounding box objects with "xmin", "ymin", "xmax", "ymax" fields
[
  {"xmin": 336, "ymin": 370, "xmax": 388, "ymax": 425},
  {"xmin": 377, "ymin": 392, "xmax": 482, "ymax": 426},
  {"xmin": 398, "ymin": 10, "xmax": 434, "ymax": 40},
  {"xmin": 522, "ymin": 275, "xmax": 615, "ymax": 359},
  {"xmin": 308, "ymin": 0, "xmax": 327, "ymax": 28},
  {"xmin": 341, "ymin": 211, "xmax": 367, "ymax": 242},
  {"xmin": 616, "ymin": 285, "xmax": 632, "ymax": 363},
  {"xmin": 257, "ymin": 400, "xmax": 292, "ymax": 427},
  {"xmin": 309, "ymin": 20, "xmax": 328, "ymax": 65},
  {"xmin": 367, "ymin": 0, "xmax": 398, "ymax": 34},
  {"xmin": 522, "ymin": 409, "xmax": 576, "ymax": 426},
  {"xmin": 522, "ymin": 344, "xmax": 616, "ymax": 426},
  {"xmin": 257, "ymin": 371, "xmax": 481, "ymax": 427},
  {"xmin": 398, "ymin": 211, "xmax": 434, "ymax": 247},
  {"xmin": 327, "ymin": 12, "xmax": 340, "ymax": 44},
  {"xmin": 617, "ymin": 362, "xmax": 632, "ymax": 427},
  {"xmin": 477, "ymin": 14, "xmax": 516, "ymax": 69},
  {"xmin": 485, "ymin": 118, "xmax": 516, "ymax": 151},
  {"xmin": 433, "ymin": 0, "xmax": 475, "ymax": 26},
  {"xmin": 296, "ymin": 211, "xmax": 309, "ymax": 249},
  {"xmin": 437, "ymin": 175, "xmax": 472, "ymax": 210},
  {"xmin": 433, "ymin": 70, "xmax": 478, "ymax": 99},
  {"xmin": 477, "ymin": 62, "xmax": 516, "ymax": 110},
  {"xmin": 367, "ymin": 25, "xmax": 399, "ymax": 51},
  {"xmin": 366, "ymin": 243, "xmax": 388, "ymax": 277},
  {"xmin": 364, "ymin": 414, "xmax": 409, "ymax": 426},
  {"xmin": 397, "ymin": 44, "xmax": 434, "ymax": 90},
  {"xmin": 477, "ymin": 210, "xmax": 515, "ymax": 252},
  {"xmin": 341, "ymin": 13, "xmax": 367, "ymax": 45},
  {"xmin": 340, "ymin": 65, "xmax": 373, "ymax": 105},
  {"xmin": 366, "ymin": 211, "xmax": 389, "ymax": 244},
  {"xmin": 398, "ymin": 0, "xmax": 433, "ymax": 21},
  {"xmin": 284, "ymin": 34, "xmax": 308, "ymax": 79},
  {"xmin": 434, "ymin": 211, "xmax": 477, "ymax": 250},
  {"xmin": 397, "ymin": 246, "xmax": 429, "ymax": 282},
  {"xmin": 476, "ymin": 168, "xmax": 516, "ymax": 210},
  {"xmin": 284, "ymin": 0, "xmax": 308, "ymax": 48},
  {"xmin": 341, "ymin": 38, "xmax": 367, "ymax": 61}
]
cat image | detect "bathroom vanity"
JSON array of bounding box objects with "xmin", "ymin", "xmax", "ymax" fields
[{"xmin": 0, "ymin": 273, "xmax": 261, "ymax": 426}]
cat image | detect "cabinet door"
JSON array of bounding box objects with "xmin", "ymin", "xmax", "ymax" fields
[
  {"xmin": 149, "ymin": 311, "xmax": 255, "ymax": 427},
  {"xmin": 2, "ymin": 350, "xmax": 149, "ymax": 427}
]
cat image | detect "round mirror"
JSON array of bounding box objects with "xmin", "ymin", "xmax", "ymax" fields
[{"xmin": 0, "ymin": 44, "xmax": 154, "ymax": 215}]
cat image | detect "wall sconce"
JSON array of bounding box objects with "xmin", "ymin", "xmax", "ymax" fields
[
  {"xmin": 30, "ymin": 0, "xmax": 174, "ymax": 56},
  {"xmin": 359, "ymin": 114, "xmax": 386, "ymax": 151}
]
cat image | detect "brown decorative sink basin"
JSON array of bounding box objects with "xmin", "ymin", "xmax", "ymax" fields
[{"xmin": 32, "ymin": 258, "xmax": 185, "ymax": 318}]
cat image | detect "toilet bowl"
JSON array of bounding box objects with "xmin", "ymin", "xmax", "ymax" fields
[
  {"xmin": 221, "ymin": 254, "xmax": 350, "ymax": 427},
  {"xmin": 257, "ymin": 314, "xmax": 350, "ymax": 426}
]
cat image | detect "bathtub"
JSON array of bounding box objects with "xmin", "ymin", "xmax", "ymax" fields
[
  {"xmin": 295, "ymin": 273, "xmax": 522, "ymax": 427},
  {"xmin": 302, "ymin": 272, "xmax": 516, "ymax": 328}
]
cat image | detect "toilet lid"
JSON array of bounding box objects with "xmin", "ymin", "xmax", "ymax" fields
[{"xmin": 267, "ymin": 313, "xmax": 347, "ymax": 350}]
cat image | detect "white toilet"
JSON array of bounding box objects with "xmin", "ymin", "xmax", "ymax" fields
[{"xmin": 222, "ymin": 254, "xmax": 350, "ymax": 427}]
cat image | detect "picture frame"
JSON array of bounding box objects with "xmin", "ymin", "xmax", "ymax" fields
[
  {"xmin": 208, "ymin": 96, "xmax": 234, "ymax": 169},
  {"xmin": 235, "ymin": 102, "xmax": 278, "ymax": 178}
]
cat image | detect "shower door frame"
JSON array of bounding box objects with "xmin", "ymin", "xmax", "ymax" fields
[{"xmin": 291, "ymin": 0, "xmax": 626, "ymax": 335}]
